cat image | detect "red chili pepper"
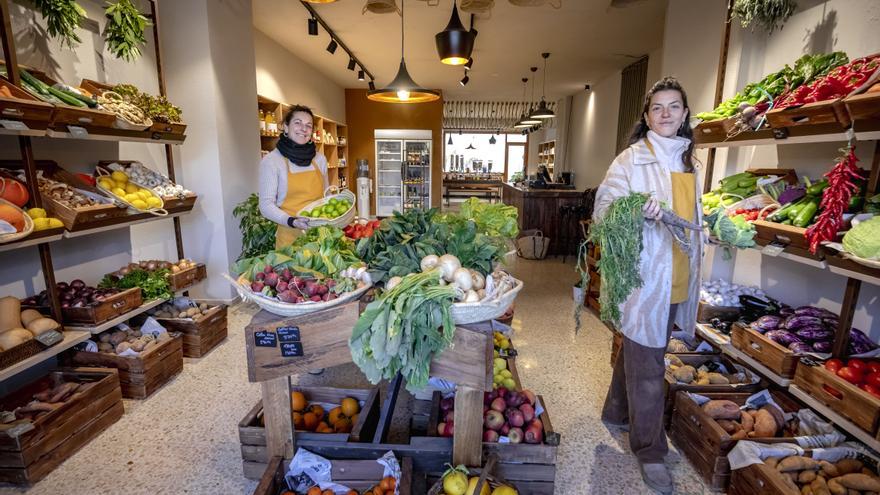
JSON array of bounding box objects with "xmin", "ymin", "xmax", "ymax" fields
[{"xmin": 805, "ymin": 147, "xmax": 863, "ymax": 253}]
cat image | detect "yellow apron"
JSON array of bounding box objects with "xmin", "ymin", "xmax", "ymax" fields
[{"xmin": 275, "ymin": 158, "xmax": 325, "ymax": 249}]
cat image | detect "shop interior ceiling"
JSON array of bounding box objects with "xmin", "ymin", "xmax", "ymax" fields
[
  {"xmin": 442, "ymin": 100, "xmax": 557, "ymax": 130},
  {"xmin": 251, "ymin": 0, "xmax": 667, "ymax": 101}
]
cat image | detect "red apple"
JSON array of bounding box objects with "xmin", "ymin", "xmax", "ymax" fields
[
  {"xmin": 521, "ymin": 389, "xmax": 536, "ymax": 405},
  {"xmin": 506, "ymin": 392, "xmax": 525, "ymax": 408},
  {"xmin": 507, "ymin": 427, "xmax": 523, "ymax": 444},
  {"xmin": 484, "ymin": 410, "xmax": 504, "ymax": 431},
  {"xmin": 496, "ymin": 387, "xmax": 509, "ymax": 399},
  {"xmin": 490, "ymin": 397, "xmax": 506, "ymax": 412},
  {"xmin": 530, "ymin": 418, "xmax": 543, "ymax": 431},
  {"xmin": 500, "ymin": 423, "xmax": 510, "ymax": 436},
  {"xmin": 483, "ymin": 429, "xmax": 499, "ymax": 442},
  {"xmin": 519, "ymin": 403, "xmax": 535, "ymax": 423},
  {"xmin": 506, "ymin": 408, "xmax": 524, "ymax": 428},
  {"xmin": 524, "ymin": 423, "xmax": 544, "ymax": 444},
  {"xmin": 444, "ymin": 422, "xmax": 455, "ymax": 437}
]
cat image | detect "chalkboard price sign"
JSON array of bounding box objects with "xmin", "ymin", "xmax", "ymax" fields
[
  {"xmin": 280, "ymin": 341, "xmax": 304, "ymax": 357},
  {"xmin": 276, "ymin": 326, "xmax": 301, "ymax": 343},
  {"xmin": 254, "ymin": 331, "xmax": 277, "ymax": 347}
]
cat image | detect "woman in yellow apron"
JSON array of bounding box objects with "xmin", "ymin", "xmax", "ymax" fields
[{"xmin": 258, "ymin": 105, "xmax": 329, "ymax": 248}]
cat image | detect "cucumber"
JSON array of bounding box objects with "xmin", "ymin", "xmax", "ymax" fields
[
  {"xmin": 46, "ymin": 85, "xmax": 86, "ymax": 107},
  {"xmin": 18, "ymin": 69, "xmax": 50, "ymax": 96},
  {"xmin": 53, "ymin": 84, "xmax": 97, "ymax": 108},
  {"xmin": 19, "ymin": 79, "xmax": 63, "ymax": 104}
]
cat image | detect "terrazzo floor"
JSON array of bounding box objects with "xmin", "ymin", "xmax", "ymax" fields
[{"xmin": 0, "ymin": 257, "xmax": 711, "ymax": 495}]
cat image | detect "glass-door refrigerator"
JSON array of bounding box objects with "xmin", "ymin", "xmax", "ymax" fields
[{"xmin": 374, "ymin": 130, "xmax": 432, "ymax": 216}]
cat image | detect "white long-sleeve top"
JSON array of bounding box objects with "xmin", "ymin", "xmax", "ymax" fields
[
  {"xmin": 258, "ymin": 148, "xmax": 329, "ymax": 225},
  {"xmin": 592, "ymin": 131, "xmax": 704, "ymax": 348}
]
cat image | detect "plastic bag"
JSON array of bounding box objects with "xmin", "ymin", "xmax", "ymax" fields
[
  {"xmin": 285, "ymin": 449, "xmax": 351, "ymax": 493},
  {"xmin": 140, "ymin": 317, "xmax": 168, "ymax": 339}
]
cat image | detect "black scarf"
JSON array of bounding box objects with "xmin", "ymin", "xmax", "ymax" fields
[{"xmin": 276, "ymin": 133, "xmax": 316, "ymax": 167}]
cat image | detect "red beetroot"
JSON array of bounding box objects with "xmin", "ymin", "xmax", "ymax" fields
[
  {"xmin": 255, "ymin": 272, "xmax": 266, "ymax": 282},
  {"xmin": 507, "ymin": 427, "xmax": 523, "ymax": 444},
  {"xmin": 316, "ymin": 284, "xmax": 328, "ymax": 296},
  {"xmin": 490, "ymin": 397, "xmax": 506, "ymax": 412},
  {"xmin": 276, "ymin": 281, "xmax": 289, "ymax": 292},
  {"xmin": 483, "ymin": 430, "xmax": 500, "ymax": 442},
  {"xmin": 519, "ymin": 403, "xmax": 535, "ymax": 423},
  {"xmin": 524, "ymin": 423, "xmax": 543, "ymax": 444},
  {"xmin": 282, "ymin": 269, "xmax": 292, "ymax": 281},
  {"xmin": 277, "ymin": 290, "xmax": 297, "ymax": 303},
  {"xmin": 264, "ymin": 273, "xmax": 279, "ymax": 288},
  {"xmin": 310, "ymin": 295, "xmax": 322, "ymax": 302},
  {"xmin": 506, "ymin": 408, "xmax": 525, "ymax": 428},
  {"xmin": 484, "ymin": 410, "xmax": 504, "ymax": 431},
  {"xmin": 292, "ymin": 276, "xmax": 304, "ymax": 288},
  {"xmin": 303, "ymin": 281, "xmax": 317, "ymax": 297},
  {"xmin": 322, "ymin": 293, "xmax": 330, "ymax": 302},
  {"xmin": 327, "ymin": 292, "xmax": 338, "ymax": 301},
  {"xmin": 327, "ymin": 279, "xmax": 337, "ymax": 289},
  {"xmin": 251, "ymin": 281, "xmax": 265, "ymax": 292},
  {"xmin": 263, "ymin": 265, "xmax": 274, "ymax": 274}
]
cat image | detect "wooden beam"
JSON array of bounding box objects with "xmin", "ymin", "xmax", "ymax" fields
[
  {"xmin": 452, "ymin": 385, "xmax": 483, "ymax": 467},
  {"xmin": 372, "ymin": 373, "xmax": 402, "ymax": 444},
  {"xmin": 832, "ymin": 278, "xmax": 861, "ymax": 358},
  {"xmin": 702, "ymin": 2, "xmax": 734, "ymax": 194},
  {"xmin": 261, "ymin": 376, "xmax": 294, "ymax": 459}
]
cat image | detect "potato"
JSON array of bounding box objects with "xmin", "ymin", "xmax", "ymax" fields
[
  {"xmin": 109, "ymin": 331, "xmax": 126, "ymax": 346},
  {"xmin": 199, "ymin": 303, "xmax": 208, "ymax": 312},
  {"xmin": 115, "ymin": 342, "xmax": 131, "ymax": 354},
  {"xmin": 836, "ymin": 473, "xmax": 880, "ymax": 491},
  {"xmin": 707, "ymin": 372, "xmax": 730, "ymax": 384},
  {"xmin": 836, "ymin": 460, "xmax": 865, "ymax": 476},
  {"xmin": 666, "ymin": 354, "xmax": 684, "ymax": 368},
  {"xmin": 131, "ymin": 330, "xmax": 142, "ymax": 338},
  {"xmin": 802, "ymin": 486, "xmax": 814, "ymax": 495},
  {"xmin": 99, "ymin": 332, "xmax": 112, "ymax": 343},
  {"xmin": 97, "ymin": 342, "xmax": 114, "ymax": 353},
  {"xmin": 703, "ymin": 400, "xmax": 741, "ymax": 420},
  {"xmin": 716, "ymin": 419, "xmax": 739, "ymax": 434},
  {"xmin": 178, "ymin": 311, "xmax": 188, "ymax": 318},
  {"xmin": 157, "ymin": 332, "xmax": 171, "ymax": 342},
  {"xmin": 672, "ymin": 365, "xmax": 695, "ymax": 383}
]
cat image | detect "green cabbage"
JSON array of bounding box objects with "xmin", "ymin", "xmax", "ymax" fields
[{"xmin": 843, "ymin": 217, "xmax": 880, "ymax": 260}]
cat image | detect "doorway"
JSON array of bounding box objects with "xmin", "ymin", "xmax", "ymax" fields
[{"xmin": 505, "ymin": 143, "xmax": 526, "ymax": 181}]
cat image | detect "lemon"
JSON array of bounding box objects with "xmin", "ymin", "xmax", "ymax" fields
[
  {"xmin": 98, "ymin": 179, "xmax": 114, "ymax": 190},
  {"xmin": 124, "ymin": 193, "xmax": 140, "ymax": 203},
  {"xmin": 27, "ymin": 208, "xmax": 47, "ymax": 219},
  {"xmin": 111, "ymin": 171, "xmax": 128, "ymax": 183},
  {"xmin": 137, "ymin": 190, "xmax": 151, "ymax": 200},
  {"xmin": 125, "ymin": 183, "xmax": 139, "ymax": 194},
  {"xmin": 33, "ymin": 218, "xmax": 50, "ymax": 230},
  {"xmin": 146, "ymin": 197, "xmax": 162, "ymax": 207},
  {"xmin": 112, "ymin": 187, "xmax": 127, "ymax": 197},
  {"xmin": 47, "ymin": 218, "xmax": 64, "ymax": 228},
  {"xmin": 131, "ymin": 199, "xmax": 148, "ymax": 210}
]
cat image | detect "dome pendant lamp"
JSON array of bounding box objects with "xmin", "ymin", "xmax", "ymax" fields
[
  {"xmin": 435, "ymin": 1, "xmax": 475, "ymax": 66},
  {"xmin": 521, "ymin": 68, "xmax": 541, "ymax": 126},
  {"xmin": 368, "ymin": 0, "xmax": 439, "ymax": 103},
  {"xmin": 530, "ymin": 53, "xmax": 555, "ymax": 120},
  {"xmin": 514, "ymin": 78, "xmax": 532, "ymax": 129}
]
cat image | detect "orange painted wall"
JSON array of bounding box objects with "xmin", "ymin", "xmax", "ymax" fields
[{"xmin": 344, "ymin": 88, "xmax": 444, "ymax": 214}]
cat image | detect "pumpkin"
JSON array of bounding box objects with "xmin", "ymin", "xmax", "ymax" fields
[
  {"xmin": 0, "ymin": 204, "xmax": 25, "ymax": 232},
  {"xmin": 0, "ymin": 178, "xmax": 29, "ymax": 208}
]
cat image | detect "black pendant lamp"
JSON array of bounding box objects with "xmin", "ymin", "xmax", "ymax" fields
[
  {"xmin": 514, "ymin": 78, "xmax": 532, "ymax": 129},
  {"xmin": 489, "ymin": 133, "xmax": 496, "ymax": 145},
  {"xmin": 368, "ymin": 0, "xmax": 439, "ymax": 103},
  {"xmin": 521, "ymin": 68, "xmax": 541, "ymax": 126},
  {"xmin": 530, "ymin": 53, "xmax": 555, "ymax": 120},
  {"xmin": 435, "ymin": 1, "xmax": 475, "ymax": 66},
  {"xmin": 447, "ymin": 134, "xmax": 453, "ymax": 145}
]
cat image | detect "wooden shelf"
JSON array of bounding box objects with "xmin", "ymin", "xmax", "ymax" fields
[
  {"xmin": 0, "ymin": 228, "xmax": 64, "ymax": 253},
  {"xmin": 721, "ymin": 342, "xmax": 793, "ymax": 387},
  {"xmin": 695, "ymin": 323, "xmax": 731, "ymax": 346},
  {"xmin": 695, "ymin": 119, "xmax": 880, "ymax": 149},
  {"xmin": 0, "ymin": 127, "xmax": 46, "ymax": 137},
  {"xmin": 0, "ymin": 330, "xmax": 91, "ymax": 382},
  {"xmin": 62, "ymin": 210, "xmax": 190, "ymax": 239},
  {"xmin": 45, "ymin": 128, "xmax": 185, "ymax": 145},
  {"xmin": 789, "ymin": 385, "xmax": 880, "ymax": 452},
  {"xmin": 65, "ymin": 297, "xmax": 169, "ymax": 334},
  {"xmin": 749, "ymin": 241, "xmax": 828, "ymax": 269}
]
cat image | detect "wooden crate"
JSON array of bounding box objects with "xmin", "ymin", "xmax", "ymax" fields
[
  {"xmin": 62, "ymin": 287, "xmax": 143, "ymax": 326},
  {"xmin": 766, "ymin": 99, "xmax": 852, "ymax": 130},
  {"xmin": 168, "ymin": 263, "xmax": 207, "ymax": 292},
  {"xmin": 253, "ymin": 455, "xmax": 413, "ymax": 495},
  {"xmin": 845, "ymin": 91, "xmax": 880, "ymax": 123},
  {"xmin": 62, "ymin": 333, "xmax": 183, "ymax": 399},
  {"xmin": 238, "ymin": 386, "xmax": 382, "ymax": 480},
  {"xmin": 0, "ymin": 76, "xmax": 54, "ymax": 131},
  {"xmin": 793, "ymin": 359, "xmax": 880, "ymax": 434},
  {"xmin": 154, "ymin": 303, "xmax": 227, "ymax": 358},
  {"xmin": 79, "ymin": 79, "xmax": 187, "ymax": 136},
  {"xmin": 0, "ymin": 368, "xmax": 124, "ymax": 484},
  {"xmin": 728, "ymin": 463, "xmax": 798, "ymax": 495},
  {"xmin": 22, "ymin": 69, "xmax": 116, "ymax": 129},
  {"xmin": 694, "ymin": 117, "xmax": 741, "ymax": 143},
  {"xmin": 664, "ymin": 354, "xmax": 763, "ymax": 428},
  {"xmin": 753, "ymin": 220, "xmax": 810, "ymax": 250},
  {"xmin": 697, "ymin": 302, "xmax": 741, "ymax": 324},
  {"xmin": 731, "ymin": 323, "xmax": 802, "ymax": 379},
  {"xmin": 669, "ymin": 390, "xmax": 801, "ymax": 492}
]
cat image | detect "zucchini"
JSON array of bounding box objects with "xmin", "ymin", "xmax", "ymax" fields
[
  {"xmin": 53, "ymin": 84, "xmax": 97, "ymax": 108},
  {"xmin": 45, "ymin": 85, "xmax": 86, "ymax": 107},
  {"xmin": 19, "ymin": 79, "xmax": 63, "ymax": 104},
  {"xmin": 18, "ymin": 69, "xmax": 50, "ymax": 96}
]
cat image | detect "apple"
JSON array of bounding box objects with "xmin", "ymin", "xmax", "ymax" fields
[
  {"xmin": 530, "ymin": 418, "xmax": 543, "ymax": 431},
  {"xmin": 500, "ymin": 423, "xmax": 510, "ymax": 436},
  {"xmin": 524, "ymin": 423, "xmax": 543, "ymax": 444},
  {"xmin": 521, "ymin": 389, "xmax": 536, "ymax": 405},
  {"xmin": 506, "ymin": 392, "xmax": 525, "ymax": 408},
  {"xmin": 507, "ymin": 427, "xmax": 523, "ymax": 444},
  {"xmin": 496, "ymin": 387, "xmax": 509, "ymax": 399},
  {"xmin": 444, "ymin": 422, "xmax": 455, "ymax": 437},
  {"xmin": 440, "ymin": 397, "xmax": 455, "ymax": 412},
  {"xmin": 484, "ymin": 410, "xmax": 505, "ymax": 431},
  {"xmin": 483, "ymin": 429, "xmax": 499, "ymax": 442},
  {"xmin": 490, "ymin": 397, "xmax": 507, "ymax": 412},
  {"xmin": 519, "ymin": 403, "xmax": 535, "ymax": 423},
  {"xmin": 506, "ymin": 408, "xmax": 525, "ymax": 428}
]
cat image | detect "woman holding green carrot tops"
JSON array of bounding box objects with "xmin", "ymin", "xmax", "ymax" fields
[{"xmin": 595, "ymin": 77, "xmax": 703, "ymax": 495}]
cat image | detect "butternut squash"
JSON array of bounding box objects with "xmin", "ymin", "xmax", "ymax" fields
[
  {"xmin": 0, "ymin": 328, "xmax": 32, "ymax": 349},
  {"xmin": 19, "ymin": 309, "xmax": 43, "ymax": 327},
  {"xmin": 0, "ymin": 296, "xmax": 21, "ymax": 332},
  {"xmin": 26, "ymin": 317, "xmax": 60, "ymax": 336}
]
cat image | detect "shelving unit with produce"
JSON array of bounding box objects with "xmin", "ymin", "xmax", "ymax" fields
[
  {"xmin": 256, "ymin": 95, "xmax": 349, "ymax": 188},
  {"xmin": 538, "ymin": 140, "xmax": 555, "ymax": 174},
  {"xmin": 0, "ymin": 1, "xmax": 204, "ymax": 482}
]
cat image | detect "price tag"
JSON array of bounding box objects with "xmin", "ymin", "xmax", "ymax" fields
[
  {"xmin": 761, "ymin": 241, "xmax": 786, "ymax": 257},
  {"xmin": 35, "ymin": 329, "xmax": 63, "ymax": 347},
  {"xmin": 280, "ymin": 341, "xmax": 304, "ymax": 357},
  {"xmin": 0, "ymin": 119, "xmax": 29, "ymax": 131},
  {"xmin": 67, "ymin": 125, "xmax": 89, "ymax": 137},
  {"xmin": 276, "ymin": 326, "xmax": 301, "ymax": 343},
  {"xmin": 254, "ymin": 331, "xmax": 277, "ymax": 348}
]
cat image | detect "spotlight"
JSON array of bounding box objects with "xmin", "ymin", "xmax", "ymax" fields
[
  {"xmin": 326, "ymin": 39, "xmax": 338, "ymax": 54},
  {"xmin": 368, "ymin": 80, "xmax": 376, "ymax": 91},
  {"xmin": 348, "ymin": 58, "xmax": 356, "ymax": 71},
  {"xmin": 308, "ymin": 17, "xmax": 318, "ymax": 36},
  {"xmin": 464, "ymin": 58, "xmax": 473, "ymax": 71},
  {"xmin": 358, "ymin": 70, "xmax": 365, "ymax": 81},
  {"xmin": 584, "ymin": 84, "xmax": 591, "ymax": 91},
  {"xmin": 460, "ymin": 74, "xmax": 469, "ymax": 87}
]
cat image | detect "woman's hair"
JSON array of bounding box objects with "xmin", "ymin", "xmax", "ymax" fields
[
  {"xmin": 283, "ymin": 104, "xmax": 314, "ymax": 126},
  {"xmin": 628, "ymin": 77, "xmax": 695, "ymax": 172}
]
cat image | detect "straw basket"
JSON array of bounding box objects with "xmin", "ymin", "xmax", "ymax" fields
[
  {"xmin": 95, "ymin": 166, "xmax": 168, "ymax": 217},
  {"xmin": 297, "ymin": 186, "xmax": 357, "ymax": 229},
  {"xmin": 0, "ymin": 198, "xmax": 34, "ymax": 244},
  {"xmin": 224, "ymin": 273, "xmax": 371, "ymax": 317},
  {"xmin": 451, "ymin": 277, "xmax": 523, "ymax": 324}
]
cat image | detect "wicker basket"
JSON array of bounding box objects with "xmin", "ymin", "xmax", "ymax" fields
[
  {"xmin": 427, "ymin": 454, "xmax": 516, "ymax": 495},
  {"xmin": 94, "ymin": 167, "xmax": 167, "ymax": 217},
  {"xmin": 0, "ymin": 336, "xmax": 56, "ymax": 371},
  {"xmin": 0, "ymin": 198, "xmax": 34, "ymax": 244},
  {"xmin": 224, "ymin": 273, "xmax": 372, "ymax": 317},
  {"xmin": 451, "ymin": 277, "xmax": 523, "ymax": 324},
  {"xmin": 297, "ymin": 186, "xmax": 356, "ymax": 229}
]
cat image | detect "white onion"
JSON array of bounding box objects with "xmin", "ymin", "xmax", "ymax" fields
[
  {"xmin": 420, "ymin": 254, "xmax": 440, "ymax": 272},
  {"xmin": 470, "ymin": 271, "xmax": 485, "ymax": 290},
  {"xmin": 437, "ymin": 254, "xmax": 461, "ymax": 281},
  {"xmin": 386, "ymin": 276, "xmax": 403, "ymax": 290},
  {"xmin": 451, "ymin": 267, "xmax": 473, "ymax": 291},
  {"xmin": 464, "ymin": 290, "xmax": 480, "ymax": 303}
]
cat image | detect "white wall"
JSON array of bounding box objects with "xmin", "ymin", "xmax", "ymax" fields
[
  {"xmin": 568, "ymin": 70, "xmax": 622, "ymax": 190},
  {"xmin": 254, "ymin": 29, "xmax": 345, "ymax": 123},
  {"xmin": 662, "ymin": 0, "xmax": 880, "ymax": 335}
]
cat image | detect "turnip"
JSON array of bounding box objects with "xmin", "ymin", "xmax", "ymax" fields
[
  {"xmin": 420, "ymin": 254, "xmax": 440, "ymax": 272},
  {"xmin": 451, "ymin": 267, "xmax": 473, "ymax": 291},
  {"xmin": 471, "ymin": 270, "xmax": 485, "ymax": 290},
  {"xmin": 386, "ymin": 276, "xmax": 403, "ymax": 290},
  {"xmin": 464, "ymin": 290, "xmax": 480, "ymax": 303},
  {"xmin": 438, "ymin": 254, "xmax": 461, "ymax": 281}
]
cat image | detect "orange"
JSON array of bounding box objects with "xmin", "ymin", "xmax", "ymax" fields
[
  {"xmin": 292, "ymin": 412, "xmax": 304, "ymax": 430},
  {"xmin": 333, "ymin": 416, "xmax": 352, "ymax": 433},
  {"xmin": 341, "ymin": 397, "xmax": 360, "ymax": 417},
  {"xmin": 322, "ymin": 490, "xmax": 334, "ymax": 495},
  {"xmin": 308, "ymin": 404, "xmax": 325, "ymax": 419},
  {"xmin": 307, "ymin": 487, "xmax": 321, "ymax": 495},
  {"xmin": 380, "ymin": 476, "xmax": 395, "ymax": 491},
  {"xmin": 328, "ymin": 406, "xmax": 344, "ymax": 425},
  {"xmin": 350, "ymin": 413, "xmax": 358, "ymax": 425},
  {"xmin": 345, "ymin": 491, "xmax": 358, "ymax": 495},
  {"xmin": 303, "ymin": 412, "xmax": 320, "ymax": 431},
  {"xmin": 291, "ymin": 391, "xmax": 307, "ymax": 412}
]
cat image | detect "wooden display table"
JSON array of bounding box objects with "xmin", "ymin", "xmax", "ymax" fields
[
  {"xmin": 443, "ymin": 179, "xmax": 503, "ymax": 205},
  {"xmin": 244, "ymin": 301, "xmax": 493, "ymax": 467}
]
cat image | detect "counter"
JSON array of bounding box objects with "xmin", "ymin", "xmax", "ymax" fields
[
  {"xmin": 443, "ymin": 179, "xmax": 503, "ymax": 205},
  {"xmin": 502, "ymin": 183, "xmax": 584, "ymax": 256}
]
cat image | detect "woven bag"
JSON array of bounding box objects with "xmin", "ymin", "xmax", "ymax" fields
[
  {"xmin": 461, "ymin": 0, "xmax": 494, "ymax": 14},
  {"xmin": 363, "ymin": 0, "xmax": 400, "ymax": 14},
  {"xmin": 515, "ymin": 229, "xmax": 550, "ymax": 260}
]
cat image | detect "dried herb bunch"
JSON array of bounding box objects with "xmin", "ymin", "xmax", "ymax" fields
[
  {"xmin": 112, "ymin": 83, "xmax": 183, "ymax": 123},
  {"xmin": 31, "ymin": 0, "xmax": 87, "ymax": 49},
  {"xmin": 732, "ymin": 0, "xmax": 798, "ymax": 34},
  {"xmin": 103, "ymin": 0, "xmax": 151, "ymax": 62}
]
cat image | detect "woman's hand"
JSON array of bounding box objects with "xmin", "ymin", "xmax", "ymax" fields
[
  {"xmin": 288, "ymin": 216, "xmax": 311, "ymax": 230},
  {"xmin": 643, "ymin": 197, "xmax": 662, "ymax": 221}
]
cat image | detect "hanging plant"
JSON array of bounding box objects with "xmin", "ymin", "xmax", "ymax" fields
[
  {"xmin": 30, "ymin": 0, "xmax": 87, "ymax": 49},
  {"xmin": 732, "ymin": 0, "xmax": 798, "ymax": 34},
  {"xmin": 103, "ymin": 0, "xmax": 151, "ymax": 62}
]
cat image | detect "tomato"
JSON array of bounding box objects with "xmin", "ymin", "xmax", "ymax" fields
[
  {"xmin": 837, "ymin": 366, "xmax": 864, "ymax": 385},
  {"xmin": 364, "ymin": 226, "xmax": 374, "ymax": 237},
  {"xmin": 848, "ymin": 358, "xmax": 868, "ymax": 373},
  {"xmin": 865, "ymin": 383, "xmax": 880, "ymax": 399},
  {"xmin": 825, "ymin": 358, "xmax": 844, "ymax": 373},
  {"xmin": 865, "ymin": 372, "xmax": 880, "ymax": 389},
  {"xmin": 868, "ymin": 362, "xmax": 880, "ymax": 374}
]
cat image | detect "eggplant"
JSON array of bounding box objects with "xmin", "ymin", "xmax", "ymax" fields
[
  {"xmin": 56, "ymin": 282, "xmax": 69, "ymax": 291},
  {"xmin": 739, "ymin": 295, "xmax": 779, "ymax": 314},
  {"xmin": 812, "ymin": 341, "xmax": 832, "ymax": 353},
  {"xmin": 783, "ymin": 315, "xmax": 823, "ymax": 330},
  {"xmin": 752, "ymin": 315, "xmax": 783, "ymax": 331},
  {"xmin": 794, "ymin": 306, "xmax": 827, "ymax": 318},
  {"xmin": 70, "ymin": 279, "xmax": 86, "ymax": 290},
  {"xmin": 822, "ymin": 317, "xmax": 840, "ymax": 328},
  {"xmin": 794, "ymin": 326, "xmax": 833, "ymax": 342},
  {"xmin": 850, "ymin": 341, "xmax": 874, "ymax": 355},
  {"xmin": 766, "ymin": 330, "xmax": 802, "ymax": 346},
  {"xmin": 789, "ymin": 342, "xmax": 812, "ymax": 354},
  {"xmin": 778, "ymin": 307, "xmax": 794, "ymax": 317}
]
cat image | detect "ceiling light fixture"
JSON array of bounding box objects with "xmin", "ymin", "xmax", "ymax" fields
[
  {"xmin": 489, "ymin": 134, "xmax": 496, "ymax": 145},
  {"xmin": 466, "ymin": 138, "xmax": 476, "ymax": 150},
  {"xmin": 514, "ymin": 78, "xmax": 531, "ymax": 129},
  {"xmin": 368, "ymin": 80, "xmax": 376, "ymax": 91},
  {"xmin": 464, "ymin": 58, "xmax": 473, "ymax": 71},
  {"xmin": 447, "ymin": 133, "xmax": 453, "ymax": 145},
  {"xmin": 530, "ymin": 53, "xmax": 555, "ymax": 120},
  {"xmin": 358, "ymin": 70, "xmax": 365, "ymax": 81},
  {"xmin": 348, "ymin": 58, "xmax": 356, "ymax": 71},
  {"xmin": 460, "ymin": 72, "xmax": 469, "ymax": 87},
  {"xmin": 521, "ymin": 67, "xmax": 541, "ymax": 126},
  {"xmin": 435, "ymin": 1, "xmax": 475, "ymax": 66},
  {"xmin": 368, "ymin": 0, "xmax": 439, "ymax": 103},
  {"xmin": 326, "ymin": 39, "xmax": 338, "ymax": 54},
  {"xmin": 308, "ymin": 17, "xmax": 319, "ymax": 36}
]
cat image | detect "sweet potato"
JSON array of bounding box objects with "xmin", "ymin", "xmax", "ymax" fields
[
  {"xmin": 778, "ymin": 456, "xmax": 819, "ymax": 472},
  {"xmin": 762, "ymin": 404, "xmax": 785, "ymax": 429},
  {"xmin": 802, "ymin": 486, "xmax": 814, "ymax": 495},
  {"xmin": 716, "ymin": 419, "xmax": 739, "ymax": 434},
  {"xmin": 835, "ymin": 473, "xmax": 880, "ymax": 491},
  {"xmin": 753, "ymin": 408, "xmax": 780, "ymax": 437},
  {"xmin": 765, "ymin": 457, "xmax": 780, "ymax": 469},
  {"xmin": 703, "ymin": 400, "xmax": 741, "ymax": 420},
  {"xmin": 836, "ymin": 460, "xmax": 865, "ymax": 476},
  {"xmin": 812, "ymin": 476, "xmax": 832, "ymax": 495},
  {"xmin": 740, "ymin": 410, "xmax": 755, "ymax": 433},
  {"xmin": 731, "ymin": 429, "xmax": 748, "ymax": 440},
  {"xmin": 828, "ymin": 479, "xmax": 846, "ymax": 495},
  {"xmin": 800, "ymin": 470, "xmax": 818, "ymax": 483},
  {"xmin": 820, "ymin": 461, "xmax": 841, "ymax": 479}
]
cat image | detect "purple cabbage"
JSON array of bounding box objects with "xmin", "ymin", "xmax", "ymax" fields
[
  {"xmin": 752, "ymin": 315, "xmax": 783, "ymax": 332},
  {"xmin": 812, "ymin": 341, "xmax": 833, "ymax": 353},
  {"xmin": 783, "ymin": 315, "xmax": 823, "ymax": 330},
  {"xmin": 794, "ymin": 326, "xmax": 834, "ymax": 342},
  {"xmin": 766, "ymin": 330, "xmax": 802, "ymax": 347},
  {"xmin": 778, "ymin": 186, "xmax": 806, "ymax": 205},
  {"xmin": 789, "ymin": 342, "xmax": 812, "ymax": 354}
]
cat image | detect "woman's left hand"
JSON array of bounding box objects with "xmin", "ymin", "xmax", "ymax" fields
[
  {"xmin": 291, "ymin": 216, "xmax": 311, "ymax": 230},
  {"xmin": 643, "ymin": 197, "xmax": 662, "ymax": 221}
]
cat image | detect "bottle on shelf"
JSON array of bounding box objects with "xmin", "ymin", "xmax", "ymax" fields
[
  {"xmin": 265, "ymin": 112, "xmax": 277, "ymax": 137},
  {"xmin": 259, "ymin": 110, "xmax": 266, "ymax": 136}
]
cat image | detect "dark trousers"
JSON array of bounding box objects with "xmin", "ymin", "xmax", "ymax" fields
[{"xmin": 602, "ymin": 304, "xmax": 678, "ymax": 463}]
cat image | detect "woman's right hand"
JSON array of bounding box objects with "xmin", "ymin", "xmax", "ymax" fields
[
  {"xmin": 289, "ymin": 216, "xmax": 311, "ymax": 230},
  {"xmin": 643, "ymin": 197, "xmax": 662, "ymax": 221}
]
